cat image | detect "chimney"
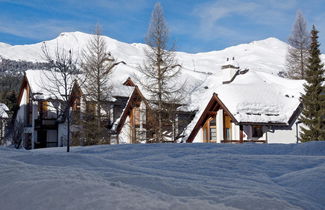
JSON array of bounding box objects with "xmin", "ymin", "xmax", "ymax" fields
[{"xmin": 221, "ymin": 57, "xmax": 240, "ymax": 84}]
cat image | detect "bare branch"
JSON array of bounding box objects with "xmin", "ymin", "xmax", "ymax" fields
[
  {"xmin": 286, "ymin": 11, "xmax": 310, "ymax": 79},
  {"xmin": 136, "ymin": 3, "xmax": 187, "ymax": 142}
]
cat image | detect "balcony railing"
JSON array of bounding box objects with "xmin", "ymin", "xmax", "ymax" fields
[{"xmin": 34, "ymin": 118, "xmax": 58, "ymax": 130}]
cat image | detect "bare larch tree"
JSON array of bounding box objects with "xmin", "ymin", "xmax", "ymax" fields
[
  {"xmin": 137, "ymin": 3, "xmax": 183, "ymax": 142},
  {"xmin": 42, "ymin": 43, "xmax": 79, "ymax": 152},
  {"xmin": 80, "ymin": 25, "xmax": 125, "ymax": 145},
  {"xmin": 286, "ymin": 11, "xmax": 310, "ymax": 79}
]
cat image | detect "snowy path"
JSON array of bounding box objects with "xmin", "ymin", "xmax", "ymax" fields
[{"xmin": 1, "ymin": 142, "xmax": 325, "ymax": 210}]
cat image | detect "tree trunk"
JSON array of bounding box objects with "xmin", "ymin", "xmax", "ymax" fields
[{"xmin": 157, "ymin": 53, "xmax": 163, "ymax": 142}]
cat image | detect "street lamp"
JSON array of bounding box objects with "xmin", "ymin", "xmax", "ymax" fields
[{"xmin": 295, "ymin": 121, "xmax": 302, "ymax": 144}]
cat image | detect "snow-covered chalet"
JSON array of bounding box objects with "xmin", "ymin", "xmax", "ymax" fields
[
  {"xmin": 15, "ymin": 70, "xmax": 74, "ymax": 149},
  {"xmin": 70, "ymin": 77, "xmax": 194, "ymax": 144},
  {"xmin": 182, "ymin": 58, "xmax": 304, "ymax": 144},
  {"xmin": 15, "ymin": 58, "xmax": 305, "ymax": 149}
]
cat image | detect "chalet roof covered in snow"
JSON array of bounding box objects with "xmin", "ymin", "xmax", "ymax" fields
[
  {"xmin": 182, "ymin": 68, "xmax": 304, "ymax": 139},
  {"xmin": 0, "ymin": 103, "xmax": 9, "ymax": 118},
  {"xmin": 24, "ymin": 68, "xmax": 136, "ymax": 102},
  {"xmin": 25, "ymin": 69, "xmax": 75, "ymax": 101},
  {"xmin": 111, "ymin": 84, "xmax": 135, "ymax": 98},
  {"xmin": 74, "ymin": 73, "xmax": 135, "ymax": 102}
]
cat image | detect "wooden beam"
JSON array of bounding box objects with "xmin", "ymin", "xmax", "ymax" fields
[
  {"xmin": 123, "ymin": 77, "xmax": 136, "ymax": 87},
  {"xmin": 211, "ymin": 103, "xmax": 220, "ymax": 112},
  {"xmin": 208, "ymin": 111, "xmax": 217, "ymax": 116}
]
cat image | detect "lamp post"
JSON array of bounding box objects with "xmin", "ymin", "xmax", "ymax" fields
[
  {"xmin": 295, "ymin": 121, "xmax": 302, "ymax": 144},
  {"xmin": 61, "ymin": 94, "xmax": 70, "ymax": 153}
]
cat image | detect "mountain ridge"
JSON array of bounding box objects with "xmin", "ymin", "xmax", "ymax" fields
[{"xmin": 0, "ymin": 31, "xmax": 323, "ymax": 76}]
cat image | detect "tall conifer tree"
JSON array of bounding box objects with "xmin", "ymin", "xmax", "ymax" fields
[{"xmin": 300, "ymin": 25, "xmax": 325, "ymax": 142}]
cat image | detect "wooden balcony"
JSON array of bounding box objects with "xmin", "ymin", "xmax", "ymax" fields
[{"xmin": 34, "ymin": 118, "xmax": 58, "ymax": 130}]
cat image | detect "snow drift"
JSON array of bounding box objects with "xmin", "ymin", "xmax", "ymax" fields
[{"xmin": 0, "ymin": 142, "xmax": 324, "ymax": 210}]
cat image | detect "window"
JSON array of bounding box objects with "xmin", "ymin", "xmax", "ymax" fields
[
  {"xmin": 225, "ymin": 128, "xmax": 231, "ymax": 140},
  {"xmin": 252, "ymin": 126, "xmax": 263, "ymax": 138},
  {"xmin": 72, "ymin": 98, "xmax": 80, "ymax": 112},
  {"xmin": 202, "ymin": 116, "xmax": 216, "ymax": 142},
  {"xmin": 135, "ymin": 127, "xmax": 146, "ymax": 142},
  {"xmin": 210, "ymin": 127, "xmax": 216, "ymax": 140},
  {"xmin": 71, "ymin": 99, "xmax": 81, "ymax": 123},
  {"xmin": 209, "ymin": 117, "xmax": 216, "ymax": 142},
  {"xmin": 224, "ymin": 115, "xmax": 232, "ymax": 140},
  {"xmin": 46, "ymin": 130, "xmax": 58, "ymax": 147},
  {"xmin": 86, "ymin": 101, "xmax": 96, "ymax": 115},
  {"xmin": 133, "ymin": 107, "xmax": 140, "ymax": 125}
]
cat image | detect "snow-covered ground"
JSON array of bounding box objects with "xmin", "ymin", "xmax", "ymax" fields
[{"xmin": 1, "ymin": 142, "xmax": 324, "ymax": 210}]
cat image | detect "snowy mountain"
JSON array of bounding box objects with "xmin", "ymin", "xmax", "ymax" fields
[
  {"xmin": 0, "ymin": 31, "xmax": 311, "ymax": 76},
  {"xmin": 1, "ymin": 31, "xmax": 325, "ymax": 82},
  {"xmin": 0, "ymin": 32, "xmax": 310, "ymax": 126},
  {"xmin": 0, "ymin": 42, "xmax": 11, "ymax": 49}
]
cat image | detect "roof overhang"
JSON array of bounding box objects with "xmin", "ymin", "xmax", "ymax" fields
[
  {"xmin": 17, "ymin": 74, "xmax": 30, "ymax": 106},
  {"xmin": 186, "ymin": 93, "xmax": 237, "ymax": 143},
  {"xmin": 115, "ymin": 86, "xmax": 150, "ymax": 134}
]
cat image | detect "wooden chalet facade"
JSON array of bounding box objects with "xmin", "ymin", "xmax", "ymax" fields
[
  {"xmin": 114, "ymin": 84, "xmax": 148, "ymax": 144},
  {"xmin": 70, "ymin": 77, "xmax": 195, "ymax": 144},
  {"xmin": 115, "ymin": 77, "xmax": 196, "ymax": 143},
  {"xmin": 69, "ymin": 79, "xmax": 134, "ymax": 145},
  {"xmin": 186, "ymin": 93, "xmax": 289, "ymax": 144},
  {"xmin": 15, "ymin": 71, "xmax": 66, "ymax": 149},
  {"xmin": 187, "ymin": 93, "xmax": 241, "ymax": 143}
]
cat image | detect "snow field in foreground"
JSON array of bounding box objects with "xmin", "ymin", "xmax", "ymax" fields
[{"xmin": 0, "ymin": 142, "xmax": 325, "ymax": 210}]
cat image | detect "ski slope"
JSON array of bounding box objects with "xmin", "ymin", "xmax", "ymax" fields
[{"xmin": 0, "ymin": 142, "xmax": 324, "ymax": 210}]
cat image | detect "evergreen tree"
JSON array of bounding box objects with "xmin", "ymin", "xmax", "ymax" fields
[
  {"xmin": 4, "ymin": 90, "xmax": 19, "ymax": 115},
  {"xmin": 299, "ymin": 25, "xmax": 325, "ymax": 142},
  {"xmin": 286, "ymin": 11, "xmax": 310, "ymax": 79}
]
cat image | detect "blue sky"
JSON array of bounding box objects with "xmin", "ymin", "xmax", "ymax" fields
[{"xmin": 0, "ymin": 0, "xmax": 324, "ymax": 53}]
